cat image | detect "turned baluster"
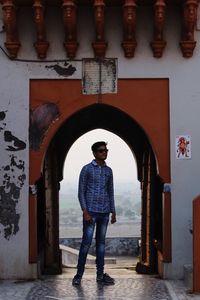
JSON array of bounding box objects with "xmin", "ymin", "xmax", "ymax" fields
[
  {"xmin": 180, "ymin": 0, "xmax": 198, "ymax": 58},
  {"xmin": 92, "ymin": 0, "xmax": 107, "ymax": 58},
  {"xmin": 1, "ymin": 0, "xmax": 20, "ymax": 58},
  {"xmin": 121, "ymin": 0, "xmax": 137, "ymax": 58},
  {"xmin": 33, "ymin": 0, "xmax": 49, "ymax": 59},
  {"xmin": 62, "ymin": 0, "xmax": 78, "ymax": 59},
  {"xmin": 150, "ymin": 0, "xmax": 166, "ymax": 58}
]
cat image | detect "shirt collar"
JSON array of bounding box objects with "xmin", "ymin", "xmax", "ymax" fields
[{"xmin": 91, "ymin": 159, "xmax": 107, "ymax": 167}]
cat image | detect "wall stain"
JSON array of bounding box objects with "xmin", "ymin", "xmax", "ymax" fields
[
  {"xmin": 45, "ymin": 62, "xmax": 76, "ymax": 77},
  {"xmin": 29, "ymin": 102, "xmax": 60, "ymax": 151},
  {"xmin": 0, "ymin": 124, "xmax": 6, "ymax": 131},
  {"xmin": 0, "ymin": 111, "xmax": 7, "ymax": 131},
  {"xmin": 0, "ymin": 111, "xmax": 6, "ymax": 121},
  {"xmin": 3, "ymin": 165, "xmax": 10, "ymax": 171},
  {"xmin": 4, "ymin": 130, "xmax": 26, "ymax": 151},
  {"xmin": 82, "ymin": 59, "xmax": 117, "ymax": 95},
  {"xmin": 0, "ymin": 110, "xmax": 26, "ymax": 240},
  {"xmin": 0, "ymin": 155, "xmax": 26, "ymax": 240}
]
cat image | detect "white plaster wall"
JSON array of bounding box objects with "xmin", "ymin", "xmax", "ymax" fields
[{"xmin": 0, "ymin": 5, "xmax": 200, "ymax": 279}]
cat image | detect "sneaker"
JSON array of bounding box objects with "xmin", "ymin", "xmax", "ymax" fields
[
  {"xmin": 72, "ymin": 274, "xmax": 82, "ymax": 286},
  {"xmin": 96, "ymin": 273, "xmax": 115, "ymax": 285}
]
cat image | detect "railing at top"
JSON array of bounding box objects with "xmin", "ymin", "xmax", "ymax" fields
[{"xmin": 0, "ymin": 0, "xmax": 199, "ymax": 59}]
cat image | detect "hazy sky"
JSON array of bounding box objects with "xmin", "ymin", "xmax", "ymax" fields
[{"xmin": 61, "ymin": 129, "xmax": 138, "ymax": 190}]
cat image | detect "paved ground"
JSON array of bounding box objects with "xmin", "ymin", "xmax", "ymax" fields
[{"xmin": 0, "ymin": 262, "xmax": 200, "ymax": 300}]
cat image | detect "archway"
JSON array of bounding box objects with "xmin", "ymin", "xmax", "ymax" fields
[
  {"xmin": 36, "ymin": 104, "xmax": 163, "ymax": 275},
  {"xmin": 59, "ymin": 129, "xmax": 141, "ymax": 266},
  {"xmin": 29, "ymin": 78, "xmax": 171, "ymax": 277}
]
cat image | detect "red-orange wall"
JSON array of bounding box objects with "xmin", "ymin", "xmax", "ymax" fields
[
  {"xmin": 30, "ymin": 79, "xmax": 170, "ymax": 183},
  {"xmin": 29, "ymin": 78, "xmax": 170, "ymax": 263}
]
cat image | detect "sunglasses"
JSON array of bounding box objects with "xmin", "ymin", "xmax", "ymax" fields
[{"xmin": 97, "ymin": 148, "xmax": 109, "ymax": 153}]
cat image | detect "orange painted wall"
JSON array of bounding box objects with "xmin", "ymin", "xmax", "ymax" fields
[
  {"xmin": 29, "ymin": 78, "xmax": 170, "ymax": 263},
  {"xmin": 103, "ymin": 79, "xmax": 170, "ymax": 182},
  {"xmin": 30, "ymin": 79, "xmax": 170, "ymax": 184}
]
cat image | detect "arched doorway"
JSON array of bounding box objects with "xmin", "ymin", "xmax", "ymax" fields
[
  {"xmin": 29, "ymin": 78, "xmax": 171, "ymax": 277},
  {"xmin": 36, "ymin": 104, "xmax": 163, "ymax": 275},
  {"xmin": 59, "ymin": 129, "xmax": 142, "ymax": 266}
]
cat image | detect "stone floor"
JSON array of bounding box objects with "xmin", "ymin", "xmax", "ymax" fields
[
  {"xmin": 0, "ymin": 262, "xmax": 200, "ymax": 300},
  {"xmin": 26, "ymin": 277, "xmax": 171, "ymax": 300}
]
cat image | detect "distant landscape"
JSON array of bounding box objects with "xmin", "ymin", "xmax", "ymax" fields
[{"xmin": 59, "ymin": 180, "xmax": 141, "ymax": 238}]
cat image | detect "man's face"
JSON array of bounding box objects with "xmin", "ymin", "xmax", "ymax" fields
[{"xmin": 94, "ymin": 146, "xmax": 108, "ymax": 161}]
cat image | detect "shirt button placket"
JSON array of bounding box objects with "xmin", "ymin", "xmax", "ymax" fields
[{"xmin": 98, "ymin": 167, "xmax": 101, "ymax": 210}]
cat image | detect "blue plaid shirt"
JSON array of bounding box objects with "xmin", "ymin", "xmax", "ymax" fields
[{"xmin": 78, "ymin": 160, "xmax": 115, "ymax": 213}]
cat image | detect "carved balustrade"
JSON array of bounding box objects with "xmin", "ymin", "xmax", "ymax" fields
[{"xmin": 0, "ymin": 0, "xmax": 199, "ymax": 59}]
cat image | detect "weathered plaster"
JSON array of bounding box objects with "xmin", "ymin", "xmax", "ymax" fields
[
  {"xmin": 0, "ymin": 111, "xmax": 6, "ymax": 121},
  {"xmin": 0, "ymin": 5, "xmax": 200, "ymax": 279},
  {"xmin": 4, "ymin": 130, "xmax": 26, "ymax": 151},
  {"xmin": 30, "ymin": 103, "xmax": 60, "ymax": 150},
  {"xmin": 0, "ymin": 110, "xmax": 6, "ymax": 131},
  {"xmin": 45, "ymin": 62, "xmax": 77, "ymax": 77},
  {"xmin": 0, "ymin": 112, "xmax": 26, "ymax": 240}
]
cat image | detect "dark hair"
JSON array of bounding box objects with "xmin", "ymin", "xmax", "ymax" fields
[{"xmin": 91, "ymin": 141, "xmax": 107, "ymax": 152}]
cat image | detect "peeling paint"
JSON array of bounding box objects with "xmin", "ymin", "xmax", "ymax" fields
[
  {"xmin": 10, "ymin": 155, "xmax": 25, "ymax": 174},
  {"xmin": 3, "ymin": 165, "xmax": 10, "ymax": 171},
  {"xmin": 45, "ymin": 62, "xmax": 76, "ymax": 77},
  {"xmin": 0, "ymin": 155, "xmax": 26, "ymax": 240},
  {"xmin": 0, "ymin": 111, "xmax": 26, "ymax": 240},
  {"xmin": 29, "ymin": 102, "xmax": 60, "ymax": 150},
  {"xmin": 82, "ymin": 58, "xmax": 117, "ymax": 95},
  {"xmin": 0, "ymin": 111, "xmax": 7, "ymax": 131},
  {"xmin": 0, "ymin": 111, "xmax": 6, "ymax": 121},
  {"xmin": 4, "ymin": 130, "xmax": 26, "ymax": 151}
]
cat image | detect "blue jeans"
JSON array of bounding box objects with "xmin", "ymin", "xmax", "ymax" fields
[{"xmin": 77, "ymin": 212, "xmax": 109, "ymax": 277}]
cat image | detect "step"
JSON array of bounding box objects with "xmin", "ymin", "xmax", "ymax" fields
[
  {"xmin": 183, "ymin": 264, "xmax": 193, "ymax": 290},
  {"xmin": 60, "ymin": 244, "xmax": 116, "ymax": 267}
]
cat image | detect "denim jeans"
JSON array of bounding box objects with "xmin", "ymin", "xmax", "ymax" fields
[{"xmin": 77, "ymin": 212, "xmax": 109, "ymax": 277}]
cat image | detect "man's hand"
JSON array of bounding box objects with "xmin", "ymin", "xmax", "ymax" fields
[
  {"xmin": 83, "ymin": 209, "xmax": 93, "ymax": 223},
  {"xmin": 111, "ymin": 212, "xmax": 116, "ymax": 224}
]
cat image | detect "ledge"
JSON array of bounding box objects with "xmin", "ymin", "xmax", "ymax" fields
[{"xmin": 60, "ymin": 244, "xmax": 116, "ymax": 266}]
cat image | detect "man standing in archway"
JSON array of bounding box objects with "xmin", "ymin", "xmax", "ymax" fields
[{"xmin": 72, "ymin": 141, "xmax": 116, "ymax": 286}]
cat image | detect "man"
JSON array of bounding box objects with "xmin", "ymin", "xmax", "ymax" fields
[{"xmin": 72, "ymin": 141, "xmax": 116, "ymax": 286}]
